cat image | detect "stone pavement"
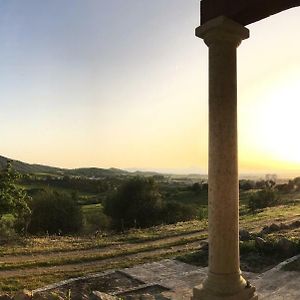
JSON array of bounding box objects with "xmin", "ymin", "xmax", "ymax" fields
[
  {"xmin": 120, "ymin": 259, "xmax": 207, "ymax": 299},
  {"xmin": 253, "ymin": 255, "xmax": 300, "ymax": 299},
  {"xmin": 121, "ymin": 259, "xmax": 258, "ymax": 299},
  {"xmin": 120, "ymin": 257, "xmax": 300, "ymax": 299},
  {"xmin": 34, "ymin": 256, "xmax": 300, "ymax": 299}
]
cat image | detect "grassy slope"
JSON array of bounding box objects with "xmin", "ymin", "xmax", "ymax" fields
[{"xmin": 0, "ymin": 199, "xmax": 299, "ymax": 293}]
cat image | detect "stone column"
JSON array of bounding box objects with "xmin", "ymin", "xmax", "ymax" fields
[{"xmin": 192, "ymin": 17, "xmax": 257, "ymax": 300}]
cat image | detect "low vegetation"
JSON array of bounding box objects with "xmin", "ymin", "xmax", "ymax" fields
[
  {"xmin": 28, "ymin": 189, "xmax": 83, "ymax": 235},
  {"xmin": 0, "ymin": 161, "xmax": 31, "ymax": 238},
  {"xmin": 0, "ymin": 159, "xmax": 299, "ymax": 294},
  {"xmin": 248, "ymin": 188, "xmax": 281, "ymax": 212}
]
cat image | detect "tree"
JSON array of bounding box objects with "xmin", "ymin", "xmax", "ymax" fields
[
  {"xmin": 161, "ymin": 202, "xmax": 196, "ymax": 224},
  {"xmin": 104, "ymin": 176, "xmax": 162, "ymax": 230},
  {"xmin": 239, "ymin": 180, "xmax": 255, "ymax": 191},
  {"xmin": 28, "ymin": 189, "xmax": 83, "ymax": 234},
  {"xmin": 248, "ymin": 188, "xmax": 281, "ymax": 212},
  {"xmin": 0, "ymin": 161, "xmax": 31, "ymax": 233},
  {"xmin": 276, "ymin": 181, "xmax": 294, "ymax": 193}
]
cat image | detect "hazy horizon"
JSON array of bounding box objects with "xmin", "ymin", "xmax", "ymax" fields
[{"xmin": 1, "ymin": 152, "xmax": 299, "ymax": 179}]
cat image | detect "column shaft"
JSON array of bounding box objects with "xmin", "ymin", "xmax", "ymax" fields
[
  {"xmin": 208, "ymin": 40, "xmax": 239, "ymax": 275},
  {"xmin": 193, "ymin": 16, "xmax": 257, "ymax": 300}
]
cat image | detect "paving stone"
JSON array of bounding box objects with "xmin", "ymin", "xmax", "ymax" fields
[{"xmin": 31, "ymin": 257, "xmax": 300, "ymax": 300}]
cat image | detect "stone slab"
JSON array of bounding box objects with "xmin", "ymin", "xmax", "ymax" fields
[{"xmin": 33, "ymin": 257, "xmax": 300, "ymax": 299}]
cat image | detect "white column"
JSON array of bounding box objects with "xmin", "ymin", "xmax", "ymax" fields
[{"xmin": 192, "ymin": 16, "xmax": 258, "ymax": 300}]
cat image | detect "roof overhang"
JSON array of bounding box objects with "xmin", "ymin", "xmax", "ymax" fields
[{"xmin": 201, "ymin": 0, "xmax": 300, "ymax": 25}]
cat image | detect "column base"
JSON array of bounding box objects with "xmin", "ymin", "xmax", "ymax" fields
[{"xmin": 192, "ymin": 272, "xmax": 258, "ymax": 300}]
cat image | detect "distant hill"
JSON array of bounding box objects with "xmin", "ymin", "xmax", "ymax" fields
[
  {"xmin": 0, "ymin": 155, "xmax": 63, "ymax": 175},
  {"xmin": 0, "ymin": 155, "xmax": 207, "ymax": 178},
  {"xmin": 0, "ymin": 155, "xmax": 130, "ymax": 178},
  {"xmin": 66, "ymin": 167, "xmax": 129, "ymax": 178}
]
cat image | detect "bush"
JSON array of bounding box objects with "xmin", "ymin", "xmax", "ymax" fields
[
  {"xmin": 0, "ymin": 161, "xmax": 31, "ymax": 234},
  {"xmin": 0, "ymin": 215, "xmax": 17, "ymax": 242},
  {"xmin": 248, "ymin": 188, "xmax": 281, "ymax": 212},
  {"xmin": 239, "ymin": 180, "xmax": 255, "ymax": 191},
  {"xmin": 84, "ymin": 210, "xmax": 111, "ymax": 233},
  {"xmin": 198, "ymin": 206, "xmax": 208, "ymax": 220},
  {"xmin": 161, "ymin": 202, "xmax": 196, "ymax": 224},
  {"xmin": 276, "ymin": 182, "xmax": 294, "ymax": 193},
  {"xmin": 104, "ymin": 176, "xmax": 162, "ymax": 230},
  {"xmin": 28, "ymin": 189, "xmax": 83, "ymax": 235}
]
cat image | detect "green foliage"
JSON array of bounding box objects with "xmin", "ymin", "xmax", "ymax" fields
[
  {"xmin": 0, "ymin": 215, "xmax": 17, "ymax": 241},
  {"xmin": 28, "ymin": 189, "xmax": 83, "ymax": 234},
  {"xmin": 240, "ymin": 240, "xmax": 257, "ymax": 254},
  {"xmin": 190, "ymin": 181, "xmax": 208, "ymax": 194},
  {"xmin": 161, "ymin": 202, "xmax": 196, "ymax": 224},
  {"xmin": 84, "ymin": 209, "xmax": 111, "ymax": 233},
  {"xmin": 239, "ymin": 180, "xmax": 255, "ymax": 191},
  {"xmin": 248, "ymin": 188, "xmax": 281, "ymax": 212},
  {"xmin": 198, "ymin": 206, "xmax": 208, "ymax": 220},
  {"xmin": 0, "ymin": 161, "xmax": 31, "ymax": 234},
  {"xmin": 104, "ymin": 176, "xmax": 162, "ymax": 230},
  {"xmin": 191, "ymin": 182, "xmax": 202, "ymax": 193},
  {"xmin": 177, "ymin": 250, "xmax": 208, "ymax": 267},
  {"xmin": 276, "ymin": 180, "xmax": 295, "ymax": 193},
  {"xmin": 22, "ymin": 174, "xmax": 116, "ymax": 195}
]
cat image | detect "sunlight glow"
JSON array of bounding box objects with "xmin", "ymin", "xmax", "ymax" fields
[
  {"xmin": 256, "ymin": 74, "xmax": 300, "ymax": 162},
  {"xmin": 239, "ymin": 68, "xmax": 300, "ymax": 173}
]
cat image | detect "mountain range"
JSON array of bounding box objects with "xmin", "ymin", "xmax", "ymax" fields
[
  {"xmin": 0, "ymin": 155, "xmax": 139, "ymax": 177},
  {"xmin": 0, "ymin": 155, "xmax": 208, "ymax": 178}
]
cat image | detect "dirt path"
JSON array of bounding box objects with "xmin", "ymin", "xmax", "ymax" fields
[
  {"xmin": 2, "ymin": 214, "xmax": 299, "ymax": 264},
  {"xmin": 0, "ymin": 241, "xmax": 201, "ymax": 278},
  {"xmin": 0, "ymin": 231, "xmax": 205, "ymax": 265},
  {"xmin": 0, "ymin": 214, "xmax": 298, "ymax": 281}
]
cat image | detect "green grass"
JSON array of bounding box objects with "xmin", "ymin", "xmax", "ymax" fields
[
  {"xmin": 177, "ymin": 249, "xmax": 208, "ymax": 267},
  {"xmin": 0, "ymin": 234, "xmax": 206, "ymax": 271},
  {"xmin": 22, "ymin": 182, "xmax": 100, "ymax": 199},
  {"xmin": 177, "ymin": 238, "xmax": 298, "ymax": 274},
  {"xmin": 169, "ymin": 190, "xmax": 207, "ymax": 205},
  {"xmin": 1, "ymin": 193, "xmax": 300, "ymax": 293},
  {"xmin": 116, "ymin": 220, "xmax": 207, "ymax": 243},
  {"xmin": 0, "ymin": 278, "xmax": 25, "ymax": 293},
  {"xmin": 81, "ymin": 203, "xmax": 103, "ymax": 214},
  {"xmin": 0, "ymin": 220, "xmax": 206, "ymax": 256},
  {"xmin": 240, "ymin": 202, "xmax": 300, "ymax": 231},
  {"xmin": 0, "ymin": 245, "xmax": 201, "ymax": 293},
  {"xmin": 1, "ymin": 199, "xmax": 299, "ymax": 257}
]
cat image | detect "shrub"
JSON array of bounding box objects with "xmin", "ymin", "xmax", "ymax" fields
[
  {"xmin": 239, "ymin": 180, "xmax": 255, "ymax": 191},
  {"xmin": 104, "ymin": 176, "xmax": 162, "ymax": 230},
  {"xmin": 28, "ymin": 189, "xmax": 83, "ymax": 234},
  {"xmin": 198, "ymin": 206, "xmax": 208, "ymax": 220},
  {"xmin": 276, "ymin": 182, "xmax": 294, "ymax": 193},
  {"xmin": 84, "ymin": 210, "xmax": 111, "ymax": 233},
  {"xmin": 161, "ymin": 202, "xmax": 196, "ymax": 224},
  {"xmin": 0, "ymin": 215, "xmax": 17, "ymax": 242},
  {"xmin": 0, "ymin": 161, "xmax": 31, "ymax": 234},
  {"xmin": 248, "ymin": 188, "xmax": 281, "ymax": 212}
]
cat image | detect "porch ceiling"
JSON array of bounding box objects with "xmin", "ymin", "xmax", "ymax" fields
[{"xmin": 200, "ymin": 0, "xmax": 300, "ymax": 25}]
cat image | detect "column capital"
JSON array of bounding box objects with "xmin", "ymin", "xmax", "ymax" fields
[{"xmin": 196, "ymin": 16, "xmax": 249, "ymax": 47}]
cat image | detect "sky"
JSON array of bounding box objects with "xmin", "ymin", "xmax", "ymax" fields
[{"xmin": 0, "ymin": 1, "xmax": 299, "ymax": 176}]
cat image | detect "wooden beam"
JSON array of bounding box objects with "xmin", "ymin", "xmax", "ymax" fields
[{"xmin": 201, "ymin": 0, "xmax": 300, "ymax": 25}]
